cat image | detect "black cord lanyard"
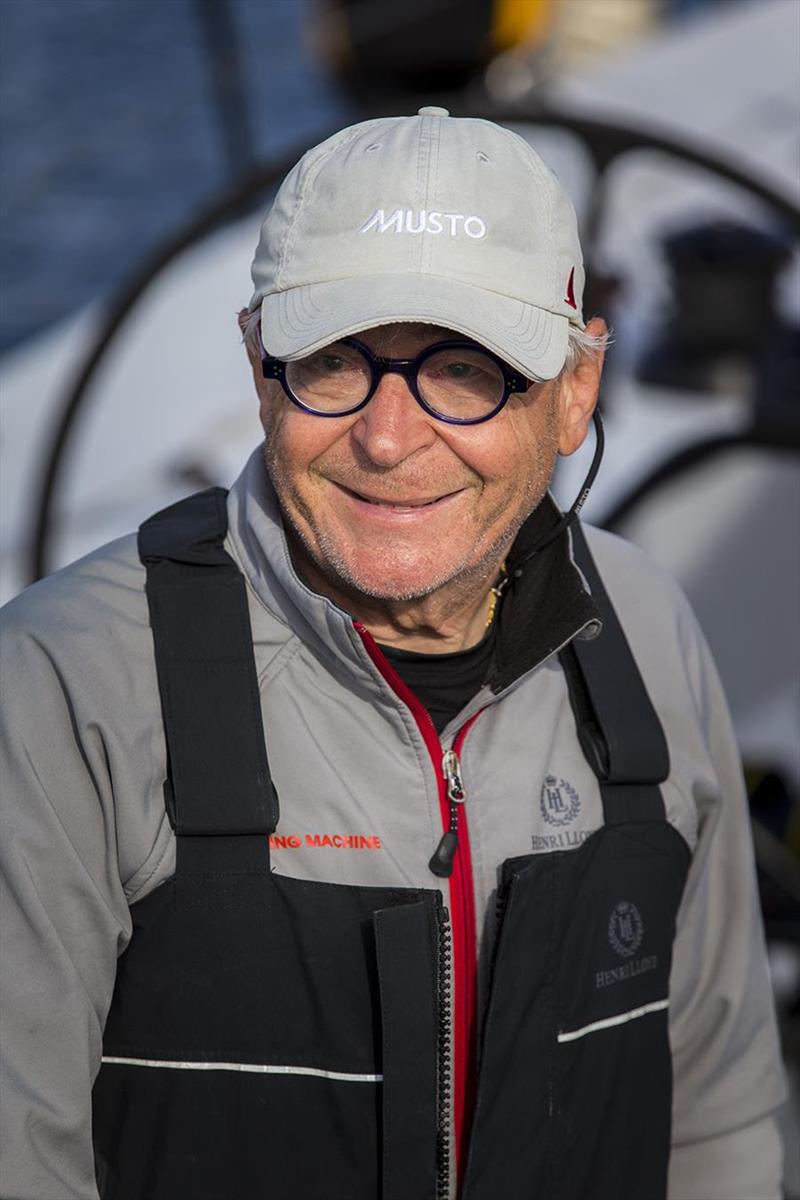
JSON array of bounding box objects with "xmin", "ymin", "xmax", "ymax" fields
[{"xmin": 510, "ymin": 409, "xmax": 605, "ymax": 577}]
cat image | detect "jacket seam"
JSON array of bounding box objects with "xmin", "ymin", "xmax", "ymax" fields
[{"xmin": 125, "ymin": 817, "xmax": 174, "ymax": 904}]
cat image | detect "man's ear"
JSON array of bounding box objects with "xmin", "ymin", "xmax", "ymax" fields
[{"xmin": 557, "ymin": 316, "xmax": 607, "ymax": 457}]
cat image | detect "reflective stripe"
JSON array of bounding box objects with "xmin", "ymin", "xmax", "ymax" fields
[
  {"xmin": 101, "ymin": 1055, "xmax": 381, "ymax": 1082},
  {"xmin": 557, "ymin": 999, "xmax": 669, "ymax": 1044}
]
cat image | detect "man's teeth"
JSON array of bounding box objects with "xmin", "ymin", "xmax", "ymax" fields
[{"xmin": 361, "ymin": 495, "xmax": 436, "ymax": 507}]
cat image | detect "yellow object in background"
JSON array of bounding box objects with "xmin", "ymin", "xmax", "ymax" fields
[{"xmin": 493, "ymin": 0, "xmax": 556, "ymax": 53}]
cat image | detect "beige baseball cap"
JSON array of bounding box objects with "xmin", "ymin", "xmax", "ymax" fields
[{"xmin": 249, "ymin": 107, "xmax": 585, "ymax": 381}]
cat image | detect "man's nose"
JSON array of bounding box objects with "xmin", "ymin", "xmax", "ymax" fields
[{"xmin": 350, "ymin": 371, "xmax": 438, "ymax": 466}]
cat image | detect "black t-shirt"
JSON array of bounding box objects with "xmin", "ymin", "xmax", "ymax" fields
[{"xmin": 379, "ymin": 621, "xmax": 497, "ymax": 735}]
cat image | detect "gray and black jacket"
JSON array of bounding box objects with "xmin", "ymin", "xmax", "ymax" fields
[{"xmin": 0, "ymin": 448, "xmax": 787, "ymax": 1200}]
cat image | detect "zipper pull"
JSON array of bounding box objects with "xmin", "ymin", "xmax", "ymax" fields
[
  {"xmin": 442, "ymin": 750, "xmax": 465, "ymax": 802},
  {"xmin": 429, "ymin": 831, "xmax": 458, "ymax": 878},
  {"xmin": 429, "ymin": 750, "xmax": 465, "ymax": 878}
]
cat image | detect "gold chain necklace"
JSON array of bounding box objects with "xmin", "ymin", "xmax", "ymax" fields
[{"xmin": 485, "ymin": 562, "xmax": 508, "ymax": 628}]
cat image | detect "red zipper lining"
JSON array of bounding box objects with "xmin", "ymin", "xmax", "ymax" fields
[
  {"xmin": 354, "ymin": 622, "xmax": 481, "ymax": 1187},
  {"xmin": 450, "ymin": 710, "xmax": 481, "ymax": 1190}
]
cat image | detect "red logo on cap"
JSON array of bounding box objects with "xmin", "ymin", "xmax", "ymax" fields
[{"xmin": 565, "ymin": 267, "xmax": 577, "ymax": 310}]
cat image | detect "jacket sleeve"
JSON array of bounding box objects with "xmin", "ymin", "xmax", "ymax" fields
[
  {"xmin": 0, "ymin": 602, "xmax": 134, "ymax": 1200},
  {"xmin": 665, "ymin": 599, "xmax": 787, "ymax": 1199},
  {"xmin": 668, "ymin": 1114, "xmax": 784, "ymax": 1200}
]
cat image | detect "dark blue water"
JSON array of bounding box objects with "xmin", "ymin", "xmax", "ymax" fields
[{"xmin": 0, "ymin": 0, "xmax": 351, "ymax": 353}]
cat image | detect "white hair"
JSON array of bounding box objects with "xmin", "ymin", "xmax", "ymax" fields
[
  {"xmin": 562, "ymin": 322, "xmax": 610, "ymax": 373},
  {"xmin": 240, "ymin": 308, "xmax": 608, "ymax": 376}
]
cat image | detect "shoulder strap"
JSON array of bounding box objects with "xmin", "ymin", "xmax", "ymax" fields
[
  {"xmin": 138, "ymin": 488, "xmax": 279, "ymax": 838},
  {"xmin": 561, "ymin": 522, "xmax": 669, "ymax": 825}
]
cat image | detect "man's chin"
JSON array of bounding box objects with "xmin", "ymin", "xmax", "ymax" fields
[
  {"xmin": 281, "ymin": 506, "xmax": 499, "ymax": 609},
  {"xmin": 326, "ymin": 562, "xmax": 453, "ymax": 606}
]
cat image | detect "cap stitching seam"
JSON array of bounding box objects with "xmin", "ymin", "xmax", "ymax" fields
[
  {"xmin": 268, "ymin": 272, "xmax": 565, "ymax": 316},
  {"xmin": 496, "ymin": 126, "xmax": 564, "ymax": 309},
  {"xmin": 268, "ymin": 283, "xmax": 562, "ymax": 350},
  {"xmin": 549, "ymin": 170, "xmax": 556, "ymax": 306},
  {"xmin": 276, "ymin": 124, "xmax": 374, "ymax": 290},
  {"xmin": 424, "ymin": 117, "xmax": 440, "ymax": 276},
  {"xmin": 415, "ymin": 117, "xmax": 427, "ymax": 276}
]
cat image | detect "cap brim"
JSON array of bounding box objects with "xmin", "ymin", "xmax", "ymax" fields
[{"xmin": 259, "ymin": 273, "xmax": 570, "ymax": 381}]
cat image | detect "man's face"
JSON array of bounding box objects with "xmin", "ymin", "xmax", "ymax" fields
[{"xmin": 255, "ymin": 323, "xmax": 572, "ymax": 604}]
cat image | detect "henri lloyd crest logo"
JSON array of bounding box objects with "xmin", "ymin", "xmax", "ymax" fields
[
  {"xmin": 596, "ymin": 900, "xmax": 657, "ymax": 989},
  {"xmin": 540, "ymin": 776, "xmax": 580, "ymax": 827},
  {"xmin": 532, "ymin": 774, "xmax": 588, "ymax": 851},
  {"xmin": 358, "ymin": 208, "xmax": 488, "ymax": 239},
  {"xmin": 608, "ymin": 901, "xmax": 644, "ymax": 958}
]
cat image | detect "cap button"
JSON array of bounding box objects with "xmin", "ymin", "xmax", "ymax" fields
[{"xmin": 417, "ymin": 106, "xmax": 450, "ymax": 118}]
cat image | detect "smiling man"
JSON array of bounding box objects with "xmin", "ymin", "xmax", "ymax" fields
[
  {"xmin": 252, "ymin": 318, "xmax": 602, "ymax": 651},
  {"xmin": 0, "ymin": 110, "xmax": 786, "ymax": 1200}
]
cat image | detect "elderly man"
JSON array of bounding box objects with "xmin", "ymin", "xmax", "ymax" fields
[{"xmin": 0, "ymin": 109, "xmax": 786, "ymax": 1200}]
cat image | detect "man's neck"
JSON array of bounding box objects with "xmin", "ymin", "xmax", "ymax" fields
[{"xmin": 287, "ymin": 534, "xmax": 502, "ymax": 654}]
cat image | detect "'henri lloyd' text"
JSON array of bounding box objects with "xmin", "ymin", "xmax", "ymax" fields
[
  {"xmin": 532, "ymin": 830, "xmax": 590, "ymax": 851},
  {"xmin": 596, "ymin": 955, "xmax": 658, "ymax": 989}
]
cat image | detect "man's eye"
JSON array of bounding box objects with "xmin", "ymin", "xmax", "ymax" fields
[
  {"xmin": 442, "ymin": 361, "xmax": 480, "ymax": 380},
  {"xmin": 319, "ymin": 355, "xmax": 348, "ymax": 373}
]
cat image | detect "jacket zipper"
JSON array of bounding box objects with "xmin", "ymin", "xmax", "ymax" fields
[
  {"xmin": 448, "ymin": 719, "xmax": 481, "ymax": 1194},
  {"xmin": 354, "ymin": 623, "xmax": 482, "ymax": 1195},
  {"xmin": 435, "ymin": 903, "xmax": 453, "ymax": 1200}
]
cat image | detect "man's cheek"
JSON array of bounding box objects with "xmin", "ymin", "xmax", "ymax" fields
[{"xmin": 259, "ymin": 397, "xmax": 280, "ymax": 440}]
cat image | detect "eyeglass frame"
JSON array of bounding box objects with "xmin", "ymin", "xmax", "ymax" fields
[{"xmin": 260, "ymin": 333, "xmax": 534, "ymax": 426}]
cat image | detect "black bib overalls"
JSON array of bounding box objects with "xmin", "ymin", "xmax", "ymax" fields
[{"xmin": 92, "ymin": 490, "xmax": 690, "ymax": 1200}]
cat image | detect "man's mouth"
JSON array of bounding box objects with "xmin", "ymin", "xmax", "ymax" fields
[
  {"xmin": 352, "ymin": 492, "xmax": 443, "ymax": 508},
  {"xmin": 334, "ymin": 483, "xmax": 461, "ymax": 510}
]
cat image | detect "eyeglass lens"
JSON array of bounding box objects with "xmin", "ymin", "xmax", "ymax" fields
[{"xmin": 284, "ymin": 342, "xmax": 506, "ymax": 421}]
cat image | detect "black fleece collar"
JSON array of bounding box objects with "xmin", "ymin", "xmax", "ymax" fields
[{"xmin": 490, "ymin": 495, "xmax": 601, "ymax": 693}]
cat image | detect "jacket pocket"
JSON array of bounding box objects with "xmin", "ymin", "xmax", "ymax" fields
[{"xmin": 463, "ymin": 821, "xmax": 689, "ymax": 1200}]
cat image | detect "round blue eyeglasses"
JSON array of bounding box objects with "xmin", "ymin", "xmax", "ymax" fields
[{"xmin": 261, "ymin": 335, "xmax": 533, "ymax": 425}]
